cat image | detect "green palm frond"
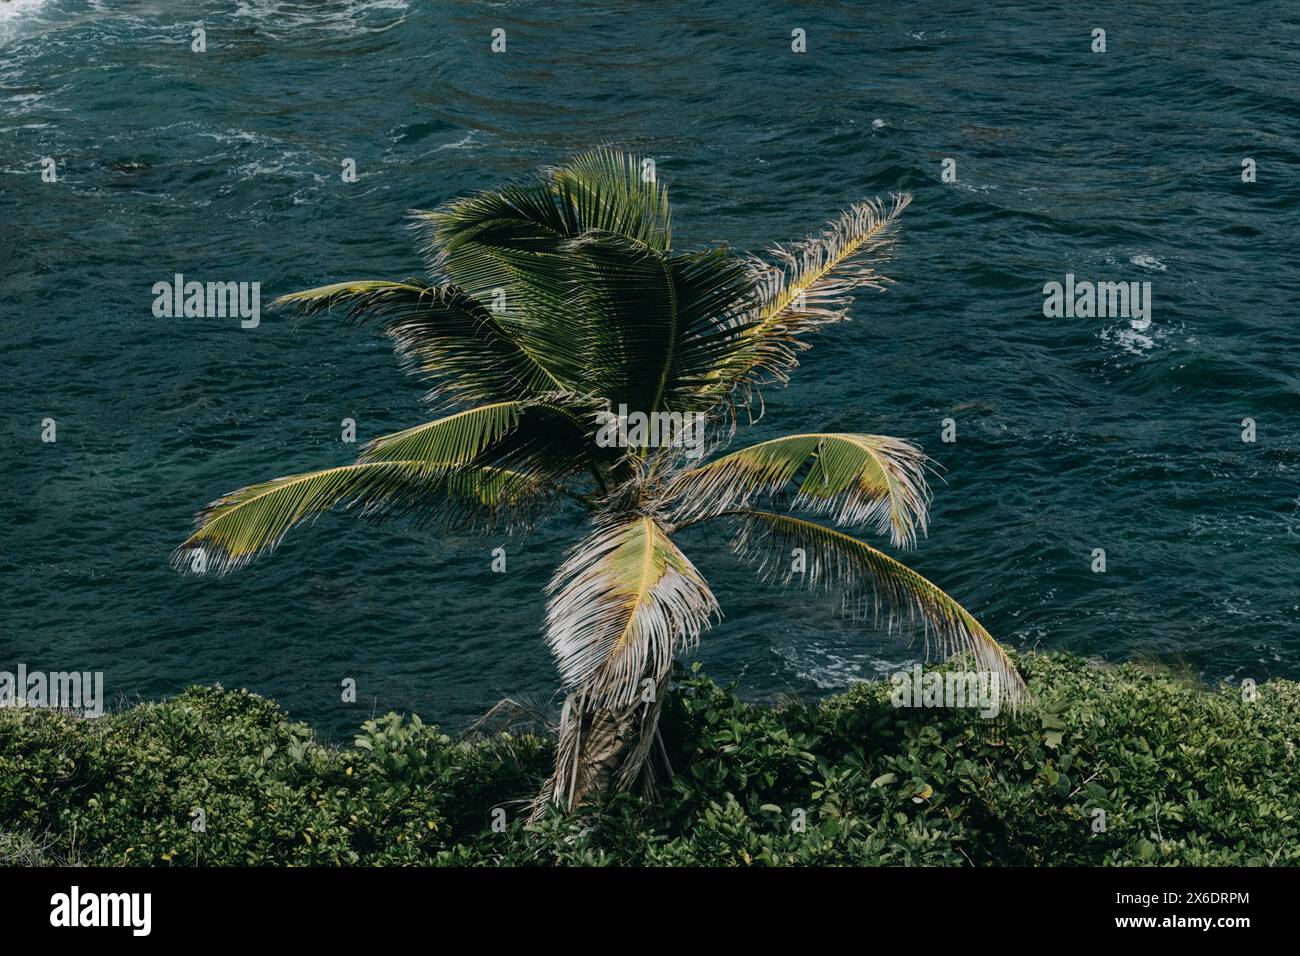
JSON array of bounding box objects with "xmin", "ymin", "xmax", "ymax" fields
[
  {"xmin": 569, "ymin": 234, "xmax": 761, "ymax": 416},
  {"xmin": 412, "ymin": 148, "xmax": 669, "ymax": 347},
  {"xmin": 412, "ymin": 151, "xmax": 686, "ymax": 404},
  {"xmin": 546, "ymin": 516, "xmax": 719, "ymax": 710},
  {"xmin": 647, "ymin": 246, "xmax": 764, "ymax": 413},
  {"xmin": 725, "ymin": 511, "xmax": 1026, "ymax": 711},
  {"xmin": 174, "ymin": 461, "xmax": 548, "ymax": 575},
  {"xmin": 668, "ymin": 433, "xmax": 931, "ymax": 547},
  {"xmin": 272, "ymin": 280, "xmax": 566, "ymax": 402},
  {"xmin": 566, "ymin": 231, "xmax": 686, "ymax": 414},
  {"xmin": 551, "ymin": 147, "xmax": 672, "ymax": 252},
  {"xmin": 533, "ymin": 229, "xmax": 675, "ymax": 409},
  {"xmin": 415, "ymin": 176, "xmax": 579, "ymax": 307},
  {"xmin": 408, "ymin": 151, "xmax": 794, "ymax": 418},
  {"xmin": 414, "ymin": 179, "xmax": 591, "ymax": 391},
  {"xmin": 358, "ymin": 402, "xmax": 524, "ymax": 468},
  {"xmin": 417, "ymin": 148, "xmax": 669, "ymax": 290},
  {"xmin": 360, "ymin": 400, "xmax": 607, "ymax": 490}
]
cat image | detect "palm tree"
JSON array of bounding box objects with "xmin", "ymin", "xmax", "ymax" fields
[{"xmin": 174, "ymin": 149, "xmax": 1025, "ymax": 815}]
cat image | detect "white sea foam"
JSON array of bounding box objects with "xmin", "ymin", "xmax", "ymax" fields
[
  {"xmin": 437, "ymin": 130, "xmax": 481, "ymax": 152},
  {"xmin": 1130, "ymin": 253, "xmax": 1167, "ymax": 271},
  {"xmin": 0, "ymin": 0, "xmax": 56, "ymax": 23},
  {"xmin": 1100, "ymin": 321, "xmax": 1157, "ymax": 355},
  {"xmin": 231, "ymin": 0, "xmax": 411, "ymax": 36},
  {"xmin": 776, "ymin": 641, "xmax": 908, "ymax": 690}
]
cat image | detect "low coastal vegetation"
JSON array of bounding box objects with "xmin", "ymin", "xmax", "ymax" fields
[{"xmin": 2, "ymin": 652, "xmax": 1296, "ymax": 867}]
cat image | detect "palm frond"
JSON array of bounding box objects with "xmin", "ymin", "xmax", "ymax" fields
[
  {"xmin": 414, "ymin": 180, "xmax": 595, "ymax": 392},
  {"xmin": 726, "ymin": 511, "xmax": 1026, "ymax": 711},
  {"xmin": 545, "ymin": 516, "xmax": 719, "ymax": 710},
  {"xmin": 415, "ymin": 177, "xmax": 579, "ymax": 303},
  {"xmin": 272, "ymin": 280, "xmax": 566, "ymax": 402},
  {"xmin": 174, "ymin": 461, "xmax": 548, "ymax": 575},
  {"xmin": 409, "ymin": 153, "xmax": 766, "ymax": 416},
  {"xmin": 669, "ymin": 433, "xmax": 931, "ymax": 547},
  {"xmin": 551, "ymin": 147, "xmax": 672, "ymax": 252},
  {"xmin": 564, "ymin": 234, "xmax": 761, "ymax": 417},
  {"xmin": 554, "ymin": 230, "xmax": 677, "ymax": 412},
  {"xmin": 358, "ymin": 402, "xmax": 523, "ymax": 468},
  {"xmin": 711, "ymin": 194, "xmax": 912, "ymax": 404},
  {"xmin": 361, "ymin": 399, "xmax": 609, "ymax": 492},
  {"xmin": 648, "ymin": 246, "xmax": 764, "ymax": 413},
  {"xmin": 411, "ymin": 151, "xmax": 682, "ymax": 403},
  {"xmin": 752, "ymin": 193, "xmax": 911, "ymax": 335}
]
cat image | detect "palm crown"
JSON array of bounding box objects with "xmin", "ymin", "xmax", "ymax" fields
[{"xmin": 175, "ymin": 149, "xmax": 1026, "ymax": 813}]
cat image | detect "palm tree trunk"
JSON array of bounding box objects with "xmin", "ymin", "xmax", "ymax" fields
[{"xmin": 532, "ymin": 677, "xmax": 669, "ymax": 819}]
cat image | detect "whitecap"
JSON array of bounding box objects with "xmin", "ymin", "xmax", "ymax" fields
[
  {"xmin": 774, "ymin": 642, "xmax": 908, "ymax": 690},
  {"xmin": 1100, "ymin": 323, "xmax": 1156, "ymax": 355},
  {"xmin": 231, "ymin": 0, "xmax": 411, "ymax": 37},
  {"xmin": 1130, "ymin": 253, "xmax": 1167, "ymax": 271},
  {"xmin": 0, "ymin": 0, "xmax": 55, "ymax": 23},
  {"xmin": 436, "ymin": 130, "xmax": 481, "ymax": 152}
]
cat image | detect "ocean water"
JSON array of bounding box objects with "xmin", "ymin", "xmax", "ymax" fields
[{"xmin": 2, "ymin": 0, "xmax": 1298, "ymax": 736}]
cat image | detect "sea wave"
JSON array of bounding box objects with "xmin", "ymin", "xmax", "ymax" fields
[{"xmin": 0, "ymin": 0, "xmax": 55, "ymax": 25}]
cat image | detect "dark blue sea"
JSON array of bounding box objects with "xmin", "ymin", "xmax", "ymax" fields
[{"xmin": 3, "ymin": 0, "xmax": 1298, "ymax": 736}]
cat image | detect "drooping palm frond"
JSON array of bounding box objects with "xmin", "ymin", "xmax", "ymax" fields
[
  {"xmin": 559, "ymin": 230, "xmax": 682, "ymax": 414},
  {"xmin": 545, "ymin": 516, "xmax": 719, "ymax": 711},
  {"xmin": 437, "ymin": 222, "xmax": 759, "ymax": 421},
  {"xmin": 173, "ymin": 461, "xmax": 549, "ymax": 575},
  {"xmin": 272, "ymin": 280, "xmax": 566, "ymax": 403},
  {"xmin": 443, "ymin": 465, "xmax": 556, "ymax": 513},
  {"xmin": 668, "ymin": 433, "xmax": 931, "ymax": 547},
  {"xmin": 414, "ymin": 178, "xmax": 593, "ymax": 393},
  {"xmin": 725, "ymin": 511, "xmax": 1026, "ymax": 711},
  {"xmin": 646, "ymin": 246, "xmax": 765, "ymax": 413},
  {"xmin": 411, "ymin": 149, "xmax": 669, "ymax": 389},
  {"xmin": 417, "ymin": 148, "xmax": 670, "ymax": 296}
]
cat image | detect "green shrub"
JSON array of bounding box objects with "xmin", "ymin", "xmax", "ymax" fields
[{"xmin": 1, "ymin": 653, "xmax": 1295, "ymax": 866}]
